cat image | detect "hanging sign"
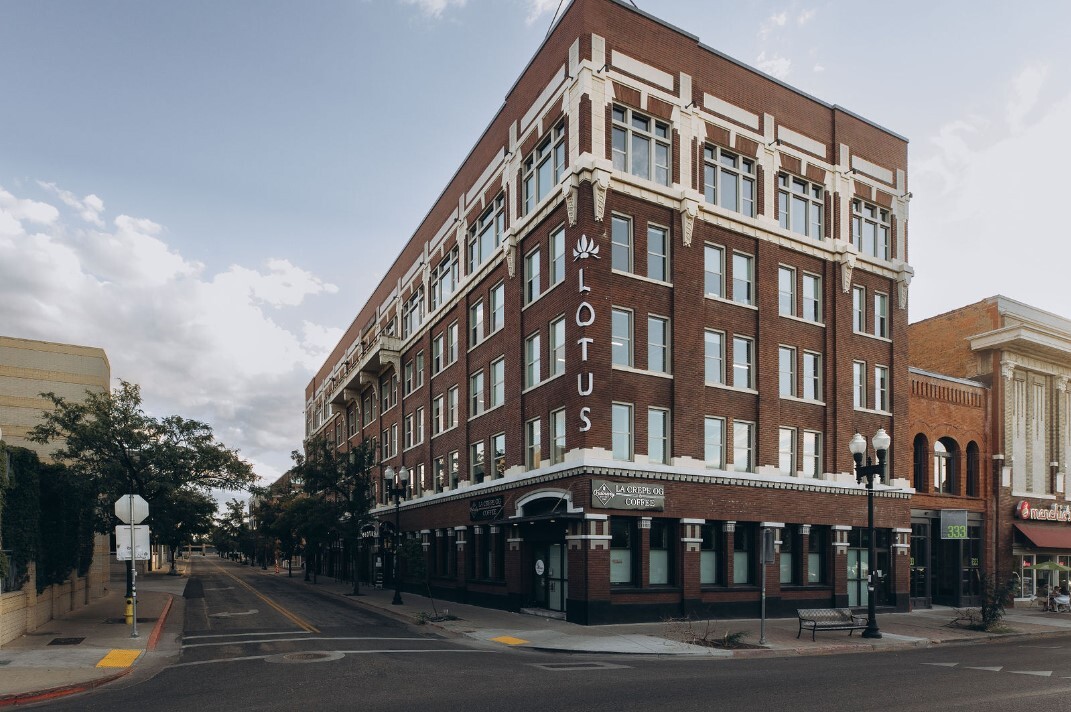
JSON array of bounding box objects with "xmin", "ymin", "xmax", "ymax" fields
[
  {"xmin": 591, "ymin": 480, "xmax": 665, "ymax": 511},
  {"xmin": 940, "ymin": 509, "xmax": 968, "ymax": 540}
]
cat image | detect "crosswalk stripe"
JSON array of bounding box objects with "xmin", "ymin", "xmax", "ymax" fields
[{"xmin": 1009, "ymin": 671, "xmax": 1053, "ymax": 677}]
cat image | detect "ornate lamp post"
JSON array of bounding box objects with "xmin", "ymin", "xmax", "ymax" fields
[
  {"xmin": 384, "ymin": 465, "xmax": 409, "ymax": 605},
  {"xmin": 849, "ymin": 428, "xmax": 891, "ymax": 639}
]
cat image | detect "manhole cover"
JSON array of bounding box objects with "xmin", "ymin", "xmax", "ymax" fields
[
  {"xmin": 49, "ymin": 637, "xmax": 85, "ymax": 646},
  {"xmin": 265, "ymin": 651, "xmax": 344, "ymax": 664}
]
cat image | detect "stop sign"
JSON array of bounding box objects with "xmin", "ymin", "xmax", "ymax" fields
[{"xmin": 115, "ymin": 494, "xmax": 149, "ymax": 524}]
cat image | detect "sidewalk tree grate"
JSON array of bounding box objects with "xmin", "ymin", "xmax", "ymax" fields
[{"xmin": 48, "ymin": 637, "xmax": 85, "ymax": 646}]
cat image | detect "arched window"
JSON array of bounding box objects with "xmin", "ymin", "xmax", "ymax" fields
[
  {"xmin": 966, "ymin": 441, "xmax": 980, "ymax": 497},
  {"xmin": 935, "ymin": 437, "xmax": 959, "ymax": 494},
  {"xmin": 913, "ymin": 434, "xmax": 929, "ymax": 491}
]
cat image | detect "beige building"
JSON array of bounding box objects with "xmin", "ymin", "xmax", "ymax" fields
[{"xmin": 0, "ymin": 335, "xmax": 110, "ymax": 459}]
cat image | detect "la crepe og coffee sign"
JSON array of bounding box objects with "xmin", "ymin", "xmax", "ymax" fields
[
  {"xmin": 1017, "ymin": 500, "xmax": 1071, "ymax": 523},
  {"xmin": 592, "ymin": 480, "xmax": 665, "ymax": 511}
]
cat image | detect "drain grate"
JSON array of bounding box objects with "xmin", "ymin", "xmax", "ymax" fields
[
  {"xmin": 532, "ymin": 661, "xmax": 630, "ymax": 671},
  {"xmin": 48, "ymin": 637, "xmax": 85, "ymax": 646}
]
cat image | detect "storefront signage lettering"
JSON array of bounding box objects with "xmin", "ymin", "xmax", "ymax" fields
[
  {"xmin": 1016, "ymin": 499, "xmax": 1071, "ymax": 524},
  {"xmin": 469, "ymin": 495, "xmax": 504, "ymax": 522},
  {"xmin": 591, "ymin": 479, "xmax": 665, "ymax": 511},
  {"xmin": 573, "ymin": 235, "xmax": 598, "ymax": 433}
]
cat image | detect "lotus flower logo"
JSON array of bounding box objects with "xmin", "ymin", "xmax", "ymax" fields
[{"xmin": 573, "ymin": 234, "xmax": 600, "ymax": 260}]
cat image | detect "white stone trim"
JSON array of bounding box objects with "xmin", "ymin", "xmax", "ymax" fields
[
  {"xmin": 702, "ymin": 93, "xmax": 759, "ymax": 130},
  {"xmin": 777, "ymin": 125, "xmax": 825, "ymax": 158},
  {"xmin": 610, "ymin": 49, "xmax": 674, "ymax": 90},
  {"xmin": 850, "ymin": 155, "xmax": 894, "ymax": 185}
]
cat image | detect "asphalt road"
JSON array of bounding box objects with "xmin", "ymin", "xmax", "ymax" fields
[{"xmin": 36, "ymin": 560, "xmax": 1071, "ymax": 712}]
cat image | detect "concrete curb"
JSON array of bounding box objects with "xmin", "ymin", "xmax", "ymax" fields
[
  {"xmin": 147, "ymin": 595, "xmax": 174, "ymax": 651},
  {"xmin": 0, "ymin": 668, "xmax": 134, "ymax": 708}
]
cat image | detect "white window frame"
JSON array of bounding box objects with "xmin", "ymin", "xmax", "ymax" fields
[
  {"xmin": 778, "ymin": 265, "xmax": 796, "ymax": 316},
  {"xmin": 550, "ymin": 408, "xmax": 566, "ymax": 465},
  {"xmin": 851, "ymin": 198, "xmax": 891, "ymax": 260},
  {"xmin": 526, "ymin": 418, "xmax": 542, "ymax": 470},
  {"xmin": 612, "ymin": 402, "xmax": 634, "ymax": 461},
  {"xmin": 469, "ymin": 300, "xmax": 485, "ymax": 347},
  {"xmin": 468, "ymin": 197, "xmax": 505, "ymax": 273},
  {"xmin": 704, "ymin": 145, "xmax": 755, "ymax": 217},
  {"xmin": 704, "ymin": 329, "xmax": 724, "ymax": 385},
  {"xmin": 803, "ymin": 351, "xmax": 822, "ymax": 402},
  {"xmin": 524, "ymin": 247, "xmax": 541, "ymax": 305},
  {"xmin": 704, "ymin": 416, "xmax": 725, "ymax": 468},
  {"xmin": 648, "ymin": 407, "xmax": 670, "ymax": 465},
  {"xmin": 611, "ymin": 214, "xmax": 632, "ymax": 273},
  {"xmin": 853, "ymin": 286, "xmax": 866, "ymax": 333},
  {"xmin": 778, "ymin": 426, "xmax": 796, "ymax": 476},
  {"xmin": 647, "ymin": 224, "xmax": 669, "ymax": 282},
  {"xmin": 853, "ymin": 361, "xmax": 867, "ymax": 409},
  {"xmin": 803, "ymin": 430, "xmax": 822, "ymax": 478},
  {"xmin": 704, "ymin": 244, "xmax": 724, "ymax": 298},
  {"xmin": 549, "ymin": 316, "xmax": 566, "ymax": 377},
  {"xmin": 490, "ymin": 357, "xmax": 505, "ymax": 408},
  {"xmin": 550, "ymin": 225, "xmax": 566, "ymax": 286},
  {"xmin": 612, "ymin": 104, "xmax": 671, "ymax": 186},
  {"xmin": 447, "ymin": 385, "xmax": 458, "ymax": 428},
  {"xmin": 874, "ymin": 292, "xmax": 889, "ymax": 338},
  {"xmin": 733, "ymin": 336, "xmax": 754, "ymax": 390},
  {"xmin": 802, "ymin": 273, "xmax": 822, "ymax": 323},
  {"xmin": 778, "ymin": 173, "xmax": 824, "ymax": 239},
  {"xmin": 733, "ymin": 420, "xmax": 755, "ymax": 473},
  {"xmin": 875, "ymin": 364, "xmax": 889, "ymax": 412},
  {"xmin": 522, "ymin": 121, "xmax": 566, "ymax": 214},
  {"xmin": 612, "ymin": 307, "xmax": 633, "ymax": 368},
  {"xmin": 647, "ymin": 314, "xmax": 670, "ymax": 374},
  {"xmin": 779, "ymin": 345, "xmax": 796, "ymax": 397},
  {"xmin": 470, "ymin": 370, "xmax": 485, "ymax": 417},
  {"xmin": 525, "ymin": 332, "xmax": 542, "ymax": 389},
  {"xmin": 732, "ymin": 252, "xmax": 754, "ymax": 306},
  {"xmin": 489, "ymin": 282, "xmax": 505, "ymax": 334}
]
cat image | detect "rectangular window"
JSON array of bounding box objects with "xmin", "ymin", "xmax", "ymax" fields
[
  {"xmin": 490, "ymin": 357, "xmax": 505, "ymax": 408},
  {"xmin": 704, "ymin": 244, "xmax": 724, "ymax": 298},
  {"xmin": 489, "ymin": 282, "xmax": 504, "ymax": 334},
  {"xmin": 522, "ymin": 121, "xmax": 566, "ymax": 213},
  {"xmin": 733, "ymin": 524, "xmax": 754, "ymax": 584},
  {"xmin": 447, "ymin": 450, "xmax": 459, "ymax": 489},
  {"xmin": 468, "ymin": 197, "xmax": 505, "ymax": 273},
  {"xmin": 525, "ymin": 332, "xmax": 541, "ymax": 388},
  {"xmin": 470, "ymin": 371, "xmax": 485, "ymax": 416},
  {"xmin": 853, "ymin": 286, "xmax": 866, "ymax": 333},
  {"xmin": 526, "ymin": 418, "xmax": 542, "ymax": 470},
  {"xmin": 647, "ymin": 224, "xmax": 669, "ymax": 281},
  {"xmin": 853, "ymin": 361, "xmax": 866, "ymax": 409},
  {"xmin": 779, "ymin": 346, "xmax": 796, "ymax": 397},
  {"xmin": 610, "ymin": 517, "xmax": 635, "ymax": 585},
  {"xmin": 403, "ymin": 361, "xmax": 414, "ymax": 396},
  {"xmin": 469, "ymin": 301, "xmax": 484, "ymax": 346},
  {"xmin": 779, "ymin": 427, "xmax": 796, "ymax": 475},
  {"xmin": 432, "ymin": 334, "xmax": 444, "ymax": 374},
  {"xmin": 430, "ymin": 247, "xmax": 459, "ymax": 311},
  {"xmin": 404, "ymin": 412, "xmax": 416, "ymax": 449},
  {"xmin": 808, "ymin": 527, "xmax": 827, "ymax": 583},
  {"xmin": 611, "ymin": 214, "xmax": 632, "ymax": 272},
  {"xmin": 612, "ymin": 402, "xmax": 634, "ymax": 461},
  {"xmin": 803, "ymin": 351, "xmax": 822, "ymax": 401},
  {"xmin": 612, "ymin": 105, "xmax": 671, "ymax": 186},
  {"xmin": 470, "ymin": 441, "xmax": 486, "ymax": 483},
  {"xmin": 802, "ymin": 273, "xmax": 821, "ymax": 323},
  {"xmin": 401, "ymin": 287, "xmax": 424, "ymax": 338},
  {"xmin": 851, "ymin": 199, "xmax": 891, "ymax": 260},
  {"xmin": 648, "ymin": 407, "xmax": 670, "ymax": 465},
  {"xmin": 733, "ymin": 420, "xmax": 754, "ymax": 473},
  {"xmin": 704, "ymin": 330, "xmax": 724, "ymax": 385},
  {"xmin": 550, "ymin": 226, "xmax": 565, "ymax": 285},
  {"xmin": 780, "ymin": 525, "xmax": 800, "ymax": 584},
  {"xmin": 447, "ymin": 322, "xmax": 458, "ymax": 365},
  {"xmin": 434, "ymin": 456, "xmax": 445, "ymax": 492},
  {"xmin": 550, "ymin": 408, "xmax": 566, "ymax": 465},
  {"xmin": 733, "ymin": 336, "xmax": 753, "ymax": 389},
  {"xmin": 778, "ymin": 265, "xmax": 795, "ymax": 316},
  {"xmin": 432, "ymin": 394, "xmax": 445, "ymax": 436},
  {"xmin": 647, "ymin": 315, "xmax": 670, "ymax": 374},
  {"xmin": 491, "ymin": 432, "xmax": 506, "ymax": 479},
  {"xmin": 778, "ymin": 174, "xmax": 824, "ymax": 239},
  {"xmin": 549, "ymin": 317, "xmax": 566, "ymax": 377},
  {"xmin": 704, "ymin": 146, "xmax": 755, "ymax": 217},
  {"xmin": 415, "ymin": 351, "xmax": 424, "ymax": 389},
  {"xmin": 704, "ymin": 416, "xmax": 724, "ymax": 468},
  {"xmin": 700, "ymin": 523, "xmax": 720, "ymax": 585},
  {"xmin": 649, "ymin": 520, "xmax": 672, "ymax": 585},
  {"xmin": 803, "ymin": 431, "xmax": 822, "ymax": 478},
  {"xmin": 447, "ymin": 385, "xmax": 458, "ymax": 428},
  {"xmin": 732, "ymin": 252, "xmax": 754, "ymax": 306},
  {"xmin": 875, "ymin": 365, "xmax": 889, "ymax": 412},
  {"xmin": 524, "ymin": 247, "xmax": 541, "ymax": 305},
  {"xmin": 874, "ymin": 292, "xmax": 889, "ymax": 338},
  {"xmin": 612, "ymin": 308, "xmax": 633, "ymax": 367}
]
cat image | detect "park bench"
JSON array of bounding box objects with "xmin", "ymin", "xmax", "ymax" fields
[{"xmin": 796, "ymin": 608, "xmax": 868, "ymax": 641}]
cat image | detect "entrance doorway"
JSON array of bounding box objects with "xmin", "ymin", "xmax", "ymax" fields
[{"xmin": 531, "ymin": 542, "xmax": 567, "ymax": 612}]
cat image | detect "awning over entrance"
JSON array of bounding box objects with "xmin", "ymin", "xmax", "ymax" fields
[{"xmin": 1015, "ymin": 522, "xmax": 1071, "ymax": 549}]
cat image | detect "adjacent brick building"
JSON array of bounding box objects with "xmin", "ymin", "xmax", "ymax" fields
[
  {"xmin": 306, "ymin": 0, "xmax": 914, "ymax": 623},
  {"xmin": 911, "ymin": 296, "xmax": 1071, "ymax": 604}
]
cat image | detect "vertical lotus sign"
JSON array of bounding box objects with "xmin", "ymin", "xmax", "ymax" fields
[{"xmin": 574, "ymin": 235, "xmax": 598, "ymax": 433}]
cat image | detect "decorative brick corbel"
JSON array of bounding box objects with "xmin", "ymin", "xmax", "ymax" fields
[
  {"xmin": 592, "ymin": 169, "xmax": 610, "ymax": 222},
  {"xmin": 680, "ymin": 198, "xmax": 699, "ymax": 247},
  {"xmin": 504, "ymin": 232, "xmax": 517, "ymax": 278},
  {"xmin": 840, "ymin": 251, "xmax": 857, "ymax": 293},
  {"xmin": 564, "ymin": 178, "xmax": 579, "ymax": 227},
  {"xmin": 896, "ymin": 263, "xmax": 914, "ymax": 310}
]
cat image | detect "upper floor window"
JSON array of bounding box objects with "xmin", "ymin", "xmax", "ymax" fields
[
  {"xmin": 647, "ymin": 224, "xmax": 669, "ymax": 282},
  {"xmin": 778, "ymin": 174, "xmax": 823, "ymax": 239},
  {"xmin": 732, "ymin": 252, "xmax": 754, "ymax": 306},
  {"xmin": 704, "ymin": 244, "xmax": 724, "ymax": 298},
  {"xmin": 489, "ymin": 282, "xmax": 504, "ymax": 334},
  {"xmin": 526, "ymin": 418, "xmax": 542, "ymax": 470},
  {"xmin": 381, "ymin": 373, "xmax": 397, "ymax": 412},
  {"xmin": 852, "ymin": 199, "xmax": 890, "ymax": 260},
  {"xmin": 402, "ymin": 287, "xmax": 424, "ymax": 338},
  {"xmin": 447, "ymin": 322, "xmax": 458, "ymax": 364},
  {"xmin": 778, "ymin": 266, "xmax": 796, "ymax": 316},
  {"xmin": 803, "ymin": 431, "xmax": 822, "ymax": 478},
  {"xmin": 525, "ymin": 247, "xmax": 542, "ymax": 305},
  {"xmin": 853, "ymin": 286, "xmax": 866, "ymax": 332},
  {"xmin": 704, "ymin": 146, "xmax": 755, "ymax": 217},
  {"xmin": 550, "ymin": 226, "xmax": 565, "ymax": 286},
  {"xmin": 611, "ymin": 402, "xmax": 634, "ymax": 461},
  {"xmin": 470, "ymin": 370, "xmax": 485, "ymax": 416},
  {"xmin": 523, "ymin": 121, "xmax": 566, "ymax": 214},
  {"xmin": 853, "ymin": 361, "xmax": 866, "ymax": 409},
  {"xmin": 733, "ymin": 420, "xmax": 754, "ymax": 473},
  {"xmin": 875, "ymin": 365, "xmax": 889, "ymax": 412},
  {"xmin": 469, "ymin": 300, "xmax": 485, "ymax": 346},
  {"xmin": 647, "ymin": 408, "xmax": 670, "ymax": 464},
  {"xmin": 803, "ymin": 351, "xmax": 822, "ymax": 401},
  {"xmin": 525, "ymin": 332, "xmax": 541, "ymax": 388},
  {"xmin": 490, "ymin": 357, "xmax": 505, "ymax": 408},
  {"xmin": 874, "ymin": 292, "xmax": 889, "ymax": 338},
  {"xmin": 468, "ymin": 196, "xmax": 505, "ymax": 273},
  {"xmin": 779, "ymin": 427, "xmax": 796, "ymax": 475},
  {"xmin": 779, "ymin": 346, "xmax": 796, "ymax": 397},
  {"xmin": 612, "ymin": 105, "xmax": 671, "ymax": 186},
  {"xmin": 704, "ymin": 330, "xmax": 724, "ymax": 385},
  {"xmin": 612, "ymin": 308, "xmax": 633, "ymax": 367},
  {"xmin": 611, "ymin": 214, "xmax": 632, "ymax": 272},
  {"xmin": 704, "ymin": 416, "xmax": 725, "ymax": 468},
  {"xmin": 430, "ymin": 248, "xmax": 459, "ymax": 311},
  {"xmin": 647, "ymin": 315, "xmax": 670, "ymax": 374},
  {"xmin": 733, "ymin": 336, "xmax": 754, "ymax": 389},
  {"xmin": 550, "ymin": 408, "xmax": 566, "ymax": 465},
  {"xmin": 802, "ymin": 274, "xmax": 821, "ymax": 323},
  {"xmin": 549, "ymin": 317, "xmax": 566, "ymax": 377}
]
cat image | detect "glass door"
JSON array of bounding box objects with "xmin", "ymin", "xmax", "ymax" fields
[
  {"xmin": 531, "ymin": 542, "xmax": 567, "ymax": 612},
  {"xmin": 847, "ymin": 548, "xmax": 869, "ymax": 607}
]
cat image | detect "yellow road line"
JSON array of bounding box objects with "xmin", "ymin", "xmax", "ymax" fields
[
  {"xmin": 96, "ymin": 649, "xmax": 142, "ymax": 668},
  {"xmin": 211, "ymin": 562, "xmax": 320, "ymax": 634}
]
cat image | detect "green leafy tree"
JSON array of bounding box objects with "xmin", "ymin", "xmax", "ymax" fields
[{"xmin": 152, "ymin": 488, "xmax": 217, "ymax": 574}]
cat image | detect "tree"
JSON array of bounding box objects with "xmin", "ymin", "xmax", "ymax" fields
[
  {"xmin": 290, "ymin": 436, "xmax": 376, "ymax": 593},
  {"xmin": 152, "ymin": 488, "xmax": 216, "ymax": 574}
]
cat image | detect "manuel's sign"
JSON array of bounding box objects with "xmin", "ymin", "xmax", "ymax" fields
[
  {"xmin": 1016, "ymin": 500, "xmax": 1071, "ymax": 523},
  {"xmin": 591, "ymin": 480, "xmax": 665, "ymax": 511}
]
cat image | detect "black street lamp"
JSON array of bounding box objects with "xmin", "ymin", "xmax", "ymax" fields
[
  {"xmin": 849, "ymin": 428, "xmax": 891, "ymax": 639},
  {"xmin": 384, "ymin": 464, "xmax": 410, "ymax": 605}
]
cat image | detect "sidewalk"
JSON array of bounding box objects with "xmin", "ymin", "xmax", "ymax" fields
[{"xmin": 0, "ymin": 561, "xmax": 186, "ymax": 706}]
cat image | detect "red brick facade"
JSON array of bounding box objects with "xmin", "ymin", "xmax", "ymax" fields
[{"xmin": 306, "ymin": 0, "xmax": 914, "ymax": 623}]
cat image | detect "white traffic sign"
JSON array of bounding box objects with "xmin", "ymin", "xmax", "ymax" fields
[
  {"xmin": 115, "ymin": 494, "xmax": 149, "ymax": 524},
  {"xmin": 115, "ymin": 525, "xmax": 151, "ymax": 560}
]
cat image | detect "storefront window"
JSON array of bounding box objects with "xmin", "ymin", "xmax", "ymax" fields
[
  {"xmin": 1018, "ymin": 555, "xmax": 1036, "ymax": 599},
  {"xmin": 610, "ymin": 518, "xmax": 635, "ymax": 585},
  {"xmin": 910, "ymin": 522, "xmax": 929, "ymax": 601},
  {"xmin": 808, "ymin": 527, "xmax": 827, "ymax": 584},
  {"xmin": 780, "ymin": 525, "xmax": 799, "ymax": 584},
  {"xmin": 649, "ymin": 520, "xmax": 672, "ymax": 585},
  {"xmin": 733, "ymin": 524, "xmax": 755, "ymax": 585},
  {"xmin": 700, "ymin": 523, "xmax": 721, "ymax": 585}
]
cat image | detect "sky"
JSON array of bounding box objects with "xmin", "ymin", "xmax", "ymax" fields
[{"xmin": 2, "ymin": 0, "xmax": 1070, "ymax": 492}]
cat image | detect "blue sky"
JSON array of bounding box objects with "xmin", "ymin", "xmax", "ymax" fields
[{"xmin": 2, "ymin": 0, "xmax": 1069, "ymax": 486}]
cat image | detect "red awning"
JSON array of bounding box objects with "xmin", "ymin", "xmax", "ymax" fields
[{"xmin": 1015, "ymin": 522, "xmax": 1071, "ymax": 549}]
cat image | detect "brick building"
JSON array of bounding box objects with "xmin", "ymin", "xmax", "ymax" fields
[
  {"xmin": 911, "ymin": 296, "xmax": 1071, "ymax": 604},
  {"xmin": 306, "ymin": 0, "xmax": 915, "ymax": 623}
]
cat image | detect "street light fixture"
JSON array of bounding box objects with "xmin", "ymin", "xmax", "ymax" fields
[
  {"xmin": 849, "ymin": 428, "xmax": 890, "ymax": 639},
  {"xmin": 384, "ymin": 464, "xmax": 410, "ymax": 605}
]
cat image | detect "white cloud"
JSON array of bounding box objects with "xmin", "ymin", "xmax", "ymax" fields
[
  {"xmin": 756, "ymin": 52, "xmax": 791, "ymax": 80},
  {"xmin": 797, "ymin": 8, "xmax": 816, "ymax": 25},
  {"xmin": 1006, "ymin": 63, "xmax": 1048, "ymax": 134},
  {"xmin": 0, "ymin": 183, "xmax": 339, "ymax": 481},
  {"xmin": 38, "ymin": 181, "xmax": 105, "ymax": 226},
  {"xmin": 525, "ymin": 0, "xmax": 559, "ymax": 26},
  {"xmin": 813, "ymin": 63, "xmax": 824, "ymax": 73},
  {"xmin": 399, "ymin": 0, "xmax": 466, "ymax": 18},
  {"xmin": 759, "ymin": 11, "xmax": 788, "ymax": 40}
]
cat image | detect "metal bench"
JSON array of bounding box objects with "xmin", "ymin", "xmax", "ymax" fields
[{"xmin": 796, "ymin": 608, "xmax": 868, "ymax": 641}]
